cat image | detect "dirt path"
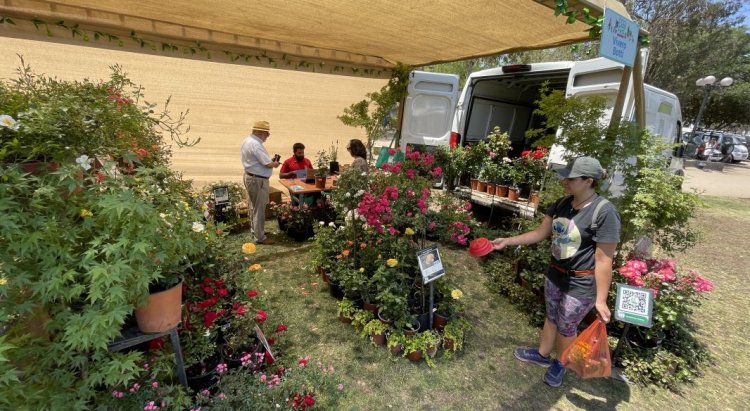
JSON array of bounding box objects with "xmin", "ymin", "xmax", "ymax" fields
[{"xmin": 682, "ymin": 161, "xmax": 750, "ymax": 198}]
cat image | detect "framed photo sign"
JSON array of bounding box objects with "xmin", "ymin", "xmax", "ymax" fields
[{"xmin": 417, "ymin": 245, "xmax": 445, "ymax": 284}]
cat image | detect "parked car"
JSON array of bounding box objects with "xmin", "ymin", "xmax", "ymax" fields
[
  {"xmin": 733, "ymin": 134, "xmax": 750, "ymax": 153},
  {"xmin": 683, "ymin": 130, "xmax": 723, "ymax": 160},
  {"xmin": 723, "ymin": 134, "xmax": 749, "ymax": 163}
]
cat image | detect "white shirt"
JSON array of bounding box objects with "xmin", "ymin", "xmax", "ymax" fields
[{"xmin": 241, "ymin": 134, "xmax": 272, "ymax": 177}]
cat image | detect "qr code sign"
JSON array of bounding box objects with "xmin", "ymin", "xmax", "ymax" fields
[{"xmin": 620, "ymin": 288, "xmax": 649, "ymax": 315}]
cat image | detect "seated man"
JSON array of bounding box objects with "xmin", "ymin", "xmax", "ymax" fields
[{"xmin": 279, "ymin": 142, "xmax": 313, "ymax": 179}]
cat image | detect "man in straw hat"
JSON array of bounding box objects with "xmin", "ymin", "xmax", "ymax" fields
[{"xmin": 241, "ymin": 120, "xmax": 280, "ymax": 244}]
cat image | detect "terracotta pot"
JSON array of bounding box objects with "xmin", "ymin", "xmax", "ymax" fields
[
  {"xmin": 338, "ymin": 314, "xmax": 353, "ymax": 324},
  {"xmin": 135, "ymin": 282, "xmax": 183, "ymax": 333},
  {"xmin": 485, "ymin": 182, "xmax": 497, "ymax": 195},
  {"xmin": 407, "ymin": 351, "xmax": 423, "ymax": 362},
  {"xmin": 477, "ymin": 181, "xmax": 487, "ymax": 192},
  {"xmin": 403, "ymin": 321, "xmax": 421, "ymax": 336},
  {"xmin": 433, "ymin": 313, "xmax": 449, "ymax": 332},
  {"xmin": 363, "ymin": 302, "xmax": 378, "ymax": 316},
  {"xmin": 443, "ymin": 338, "xmax": 455, "ymax": 351},
  {"xmin": 371, "ymin": 333, "xmax": 386, "ymax": 346},
  {"xmin": 315, "ymin": 176, "xmax": 327, "ymax": 189},
  {"xmin": 19, "ymin": 161, "xmax": 60, "ymax": 175},
  {"xmin": 508, "ymin": 187, "xmax": 520, "ymax": 201},
  {"xmin": 470, "ymin": 178, "xmax": 479, "ymax": 190},
  {"xmin": 390, "ymin": 343, "xmax": 404, "ymax": 356},
  {"xmin": 529, "ymin": 190, "xmax": 540, "ymax": 205},
  {"xmin": 497, "ymin": 185, "xmax": 509, "ymax": 198},
  {"xmin": 318, "ymin": 267, "xmax": 331, "ymax": 284},
  {"xmin": 378, "ymin": 311, "xmax": 393, "ymax": 325}
]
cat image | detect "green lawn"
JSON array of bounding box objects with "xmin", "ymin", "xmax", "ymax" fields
[{"xmin": 234, "ymin": 196, "xmax": 750, "ymax": 410}]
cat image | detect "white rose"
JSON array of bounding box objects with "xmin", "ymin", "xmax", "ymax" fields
[
  {"xmin": 192, "ymin": 222, "xmax": 205, "ymax": 232},
  {"xmin": 76, "ymin": 154, "xmax": 91, "ymax": 171},
  {"xmin": 0, "ymin": 114, "xmax": 19, "ymax": 130}
]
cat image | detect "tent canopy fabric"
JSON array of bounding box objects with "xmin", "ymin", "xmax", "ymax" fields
[{"xmin": 0, "ymin": 0, "xmax": 631, "ymax": 73}]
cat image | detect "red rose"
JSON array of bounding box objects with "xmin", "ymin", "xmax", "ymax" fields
[
  {"xmin": 202, "ymin": 286, "xmax": 213, "ymax": 295},
  {"xmin": 256, "ymin": 310, "xmax": 268, "ymax": 323},
  {"xmin": 275, "ymin": 324, "xmax": 288, "ymax": 333},
  {"xmin": 203, "ymin": 311, "xmax": 219, "ymax": 328},
  {"xmin": 233, "ymin": 302, "xmax": 247, "ymax": 316},
  {"xmin": 148, "ymin": 337, "xmax": 166, "ymax": 351},
  {"xmin": 267, "ymin": 337, "xmax": 276, "ymax": 345},
  {"xmin": 298, "ymin": 357, "xmax": 308, "ymax": 367},
  {"xmin": 247, "ymin": 290, "xmax": 258, "ymax": 298},
  {"xmin": 215, "ymin": 279, "xmax": 225, "ymax": 287},
  {"xmin": 203, "ymin": 278, "xmax": 212, "ymax": 284},
  {"xmin": 303, "ymin": 395, "xmax": 315, "ymax": 407},
  {"xmin": 217, "ymin": 288, "xmax": 228, "ymax": 297}
]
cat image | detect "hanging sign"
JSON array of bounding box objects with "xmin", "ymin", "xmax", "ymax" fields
[
  {"xmin": 417, "ymin": 245, "xmax": 445, "ymax": 284},
  {"xmin": 614, "ymin": 283, "xmax": 654, "ymax": 327},
  {"xmin": 599, "ymin": 8, "xmax": 639, "ymax": 67}
]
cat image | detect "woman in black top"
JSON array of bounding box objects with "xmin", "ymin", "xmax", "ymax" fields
[{"xmin": 491, "ymin": 156, "xmax": 621, "ymax": 387}]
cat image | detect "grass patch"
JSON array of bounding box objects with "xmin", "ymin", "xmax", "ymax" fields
[{"xmin": 233, "ymin": 197, "xmax": 749, "ymax": 409}]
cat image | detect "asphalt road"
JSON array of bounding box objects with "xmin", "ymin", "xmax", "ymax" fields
[{"xmin": 683, "ymin": 161, "xmax": 750, "ymax": 198}]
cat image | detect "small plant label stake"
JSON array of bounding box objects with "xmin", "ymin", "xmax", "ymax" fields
[
  {"xmin": 417, "ymin": 245, "xmax": 446, "ymax": 330},
  {"xmin": 611, "ymin": 283, "xmax": 655, "ymax": 382},
  {"xmin": 254, "ymin": 324, "xmax": 275, "ymax": 362}
]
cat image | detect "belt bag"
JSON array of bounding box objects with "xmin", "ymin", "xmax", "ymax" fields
[{"xmin": 550, "ymin": 263, "xmax": 594, "ymax": 277}]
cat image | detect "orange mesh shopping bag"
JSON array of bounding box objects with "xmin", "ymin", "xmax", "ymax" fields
[{"xmin": 561, "ymin": 318, "xmax": 612, "ymax": 379}]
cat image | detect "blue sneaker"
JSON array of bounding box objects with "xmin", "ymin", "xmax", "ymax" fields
[
  {"xmin": 513, "ymin": 347, "xmax": 552, "ymax": 368},
  {"xmin": 543, "ymin": 360, "xmax": 567, "ymax": 387}
]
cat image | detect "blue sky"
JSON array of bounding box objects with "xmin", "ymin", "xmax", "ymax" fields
[{"xmin": 742, "ymin": 2, "xmax": 750, "ymax": 29}]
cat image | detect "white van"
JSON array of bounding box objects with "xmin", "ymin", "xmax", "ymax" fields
[{"xmin": 399, "ymin": 55, "xmax": 683, "ymax": 187}]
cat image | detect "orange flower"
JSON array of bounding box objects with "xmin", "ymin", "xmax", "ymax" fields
[
  {"xmin": 342, "ymin": 249, "xmax": 350, "ymax": 257},
  {"xmin": 248, "ymin": 263, "xmax": 262, "ymax": 271}
]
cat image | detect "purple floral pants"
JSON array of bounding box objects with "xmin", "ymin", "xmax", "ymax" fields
[{"xmin": 544, "ymin": 278, "xmax": 596, "ymax": 337}]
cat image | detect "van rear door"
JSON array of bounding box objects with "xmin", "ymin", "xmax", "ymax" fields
[
  {"xmin": 400, "ymin": 71, "xmax": 460, "ymax": 148},
  {"xmin": 548, "ymin": 58, "xmax": 627, "ymax": 166}
]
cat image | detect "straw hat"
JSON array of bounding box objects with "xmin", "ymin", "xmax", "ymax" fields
[{"xmin": 252, "ymin": 120, "xmax": 270, "ymax": 132}]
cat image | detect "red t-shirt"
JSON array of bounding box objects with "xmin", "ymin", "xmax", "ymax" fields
[{"xmin": 280, "ymin": 156, "xmax": 313, "ymax": 174}]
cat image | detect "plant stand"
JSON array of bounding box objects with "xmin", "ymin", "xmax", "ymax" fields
[{"xmin": 108, "ymin": 323, "xmax": 188, "ymax": 390}]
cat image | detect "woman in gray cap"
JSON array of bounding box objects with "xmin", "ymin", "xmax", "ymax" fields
[{"xmin": 491, "ymin": 156, "xmax": 621, "ymax": 387}]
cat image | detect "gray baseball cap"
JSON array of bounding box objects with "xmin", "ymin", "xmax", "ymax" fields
[{"xmin": 556, "ymin": 156, "xmax": 604, "ymax": 179}]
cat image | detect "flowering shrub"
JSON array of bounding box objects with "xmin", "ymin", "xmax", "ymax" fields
[
  {"xmin": 97, "ymin": 356, "xmax": 192, "ymax": 410},
  {"xmin": 197, "ymin": 181, "xmax": 246, "ymax": 229},
  {"xmin": 616, "ymin": 256, "xmax": 713, "ymax": 332},
  {"xmin": 516, "ymin": 146, "xmax": 549, "ymax": 189},
  {"xmin": 190, "ymin": 355, "xmax": 345, "ymax": 410}
]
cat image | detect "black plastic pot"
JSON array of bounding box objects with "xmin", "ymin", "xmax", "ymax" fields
[
  {"xmin": 329, "ymin": 161, "xmax": 340, "ymax": 175},
  {"xmin": 328, "ymin": 281, "xmax": 345, "ymax": 300},
  {"xmin": 186, "ymin": 356, "xmax": 220, "ymax": 392},
  {"xmin": 287, "ymin": 225, "xmax": 314, "ymax": 242},
  {"xmin": 416, "ymin": 312, "xmax": 431, "ymax": 332}
]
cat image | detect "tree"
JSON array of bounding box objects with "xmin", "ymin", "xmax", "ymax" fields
[{"xmin": 625, "ymin": 0, "xmax": 750, "ymax": 128}]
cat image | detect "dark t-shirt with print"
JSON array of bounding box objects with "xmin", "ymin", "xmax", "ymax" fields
[{"xmin": 545, "ymin": 195, "xmax": 621, "ymax": 299}]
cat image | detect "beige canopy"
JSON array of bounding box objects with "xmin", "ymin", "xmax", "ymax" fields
[{"xmin": 0, "ymin": 0, "xmax": 632, "ymax": 76}]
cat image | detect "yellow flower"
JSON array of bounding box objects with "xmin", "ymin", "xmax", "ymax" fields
[
  {"xmin": 359, "ymin": 268, "xmax": 365, "ymax": 273},
  {"xmin": 242, "ymin": 243, "xmax": 257, "ymax": 254},
  {"xmin": 404, "ymin": 227, "xmax": 415, "ymax": 236},
  {"xmin": 0, "ymin": 277, "xmax": 6, "ymax": 285},
  {"xmin": 248, "ymin": 263, "xmax": 262, "ymax": 271},
  {"xmin": 79, "ymin": 209, "xmax": 93, "ymax": 218},
  {"xmin": 386, "ymin": 258, "xmax": 398, "ymax": 268},
  {"xmin": 451, "ymin": 289, "xmax": 463, "ymax": 300}
]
